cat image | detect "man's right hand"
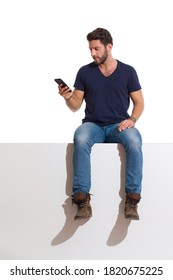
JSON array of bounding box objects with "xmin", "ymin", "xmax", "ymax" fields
[{"xmin": 58, "ymin": 84, "xmax": 73, "ymax": 100}]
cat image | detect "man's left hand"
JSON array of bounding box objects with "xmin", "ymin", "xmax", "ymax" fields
[{"xmin": 118, "ymin": 119, "xmax": 135, "ymax": 131}]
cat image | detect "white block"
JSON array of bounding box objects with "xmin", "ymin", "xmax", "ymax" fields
[{"xmin": 0, "ymin": 143, "xmax": 172, "ymax": 259}]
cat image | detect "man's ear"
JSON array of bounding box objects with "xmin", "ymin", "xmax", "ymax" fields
[{"xmin": 107, "ymin": 43, "xmax": 113, "ymax": 52}]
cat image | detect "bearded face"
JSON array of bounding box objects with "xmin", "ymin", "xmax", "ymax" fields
[{"xmin": 93, "ymin": 48, "xmax": 108, "ymax": 65}]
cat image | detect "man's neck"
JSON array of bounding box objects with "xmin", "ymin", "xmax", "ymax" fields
[{"xmin": 99, "ymin": 58, "xmax": 117, "ymax": 77}]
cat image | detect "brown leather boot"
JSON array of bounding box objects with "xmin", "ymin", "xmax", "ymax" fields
[
  {"xmin": 125, "ymin": 193, "xmax": 141, "ymax": 220},
  {"xmin": 72, "ymin": 192, "xmax": 92, "ymax": 220}
]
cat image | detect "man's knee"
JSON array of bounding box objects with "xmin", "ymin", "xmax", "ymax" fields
[
  {"xmin": 74, "ymin": 126, "xmax": 90, "ymax": 145},
  {"xmin": 73, "ymin": 123, "xmax": 104, "ymax": 146},
  {"xmin": 122, "ymin": 127, "xmax": 142, "ymax": 149}
]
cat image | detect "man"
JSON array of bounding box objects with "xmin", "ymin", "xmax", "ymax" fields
[{"xmin": 58, "ymin": 27, "xmax": 144, "ymax": 220}]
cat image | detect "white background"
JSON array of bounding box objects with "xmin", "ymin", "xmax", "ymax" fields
[{"xmin": 0, "ymin": 0, "xmax": 173, "ymax": 143}]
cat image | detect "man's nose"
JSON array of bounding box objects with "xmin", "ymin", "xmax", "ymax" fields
[{"xmin": 91, "ymin": 49, "xmax": 96, "ymax": 57}]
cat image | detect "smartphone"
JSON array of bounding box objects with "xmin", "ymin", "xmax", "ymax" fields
[{"xmin": 54, "ymin": 78, "xmax": 72, "ymax": 92}]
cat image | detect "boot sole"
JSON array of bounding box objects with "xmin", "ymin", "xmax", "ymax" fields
[
  {"xmin": 74, "ymin": 215, "xmax": 92, "ymax": 220},
  {"xmin": 125, "ymin": 214, "xmax": 139, "ymax": 220},
  {"xmin": 74, "ymin": 210, "xmax": 92, "ymax": 220}
]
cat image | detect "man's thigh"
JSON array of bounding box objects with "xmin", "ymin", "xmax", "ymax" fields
[{"xmin": 74, "ymin": 122, "xmax": 105, "ymax": 144}]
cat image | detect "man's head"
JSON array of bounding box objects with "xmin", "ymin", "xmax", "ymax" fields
[
  {"xmin": 87, "ymin": 28, "xmax": 113, "ymax": 46},
  {"xmin": 87, "ymin": 28, "xmax": 113, "ymax": 65}
]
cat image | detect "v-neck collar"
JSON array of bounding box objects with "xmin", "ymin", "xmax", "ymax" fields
[{"xmin": 98, "ymin": 60, "xmax": 119, "ymax": 78}]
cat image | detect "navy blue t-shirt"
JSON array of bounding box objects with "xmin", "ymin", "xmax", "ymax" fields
[{"xmin": 74, "ymin": 60, "xmax": 141, "ymax": 125}]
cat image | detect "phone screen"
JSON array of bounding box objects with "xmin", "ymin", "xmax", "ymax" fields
[{"xmin": 54, "ymin": 78, "xmax": 72, "ymax": 92}]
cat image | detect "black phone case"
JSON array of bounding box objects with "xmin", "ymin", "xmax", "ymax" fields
[
  {"xmin": 54, "ymin": 78, "xmax": 67, "ymax": 88},
  {"xmin": 54, "ymin": 78, "xmax": 72, "ymax": 92}
]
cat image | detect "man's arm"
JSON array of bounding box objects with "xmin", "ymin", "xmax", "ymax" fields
[
  {"xmin": 118, "ymin": 89, "xmax": 144, "ymax": 131},
  {"xmin": 58, "ymin": 85, "xmax": 84, "ymax": 112},
  {"xmin": 129, "ymin": 89, "xmax": 144, "ymax": 120}
]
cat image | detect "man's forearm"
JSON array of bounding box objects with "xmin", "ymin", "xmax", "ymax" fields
[
  {"xmin": 131, "ymin": 101, "xmax": 144, "ymax": 121},
  {"xmin": 65, "ymin": 92, "xmax": 83, "ymax": 112}
]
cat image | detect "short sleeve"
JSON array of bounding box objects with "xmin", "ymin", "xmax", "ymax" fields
[
  {"xmin": 73, "ymin": 67, "xmax": 85, "ymax": 91},
  {"xmin": 127, "ymin": 67, "xmax": 141, "ymax": 93}
]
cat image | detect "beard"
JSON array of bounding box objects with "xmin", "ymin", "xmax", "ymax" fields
[{"xmin": 93, "ymin": 49, "xmax": 108, "ymax": 65}]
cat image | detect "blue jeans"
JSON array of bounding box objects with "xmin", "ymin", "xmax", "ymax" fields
[{"xmin": 73, "ymin": 122, "xmax": 143, "ymax": 195}]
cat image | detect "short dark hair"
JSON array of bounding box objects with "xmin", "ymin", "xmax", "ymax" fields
[{"xmin": 86, "ymin": 28, "xmax": 113, "ymax": 46}]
